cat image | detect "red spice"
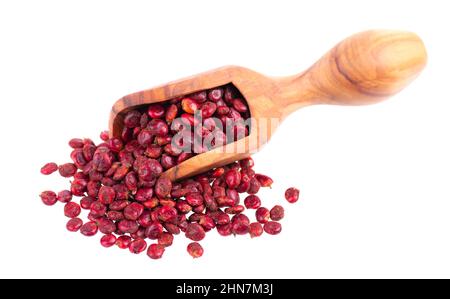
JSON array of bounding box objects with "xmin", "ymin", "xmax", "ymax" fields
[
  {"xmin": 100, "ymin": 131, "xmax": 109, "ymax": 141},
  {"xmin": 147, "ymin": 104, "xmax": 165, "ymax": 119},
  {"xmin": 40, "ymin": 191, "xmax": 57, "ymax": 206},
  {"xmin": 40, "ymin": 83, "xmax": 301, "ymax": 260},
  {"xmin": 145, "ymin": 222, "xmax": 164, "ymax": 240},
  {"xmin": 249, "ymin": 222, "xmax": 263, "ymax": 238},
  {"xmin": 97, "ymin": 218, "xmax": 116, "ymax": 234},
  {"xmin": 129, "ymin": 238, "xmax": 147, "ymax": 254},
  {"xmin": 40, "ymin": 162, "xmax": 58, "ymax": 175},
  {"xmin": 217, "ymin": 224, "xmax": 232, "ymax": 236},
  {"xmin": 264, "ymin": 221, "xmax": 282, "ymax": 235},
  {"xmin": 147, "ymin": 244, "xmax": 165, "ymax": 259},
  {"xmin": 66, "ymin": 218, "xmax": 83, "ymax": 232},
  {"xmin": 118, "ymin": 220, "xmax": 139, "ymax": 234},
  {"xmin": 90, "ymin": 201, "xmax": 107, "ymax": 217},
  {"xmin": 285, "ymin": 187, "xmax": 300, "ymax": 203},
  {"xmin": 69, "ymin": 138, "xmax": 84, "ymax": 149},
  {"xmin": 185, "ymin": 223, "xmax": 206, "ymax": 241},
  {"xmin": 80, "ymin": 196, "xmax": 94, "ymax": 210},
  {"xmin": 80, "ymin": 221, "xmax": 98, "ymax": 236},
  {"xmin": 255, "ymin": 207, "xmax": 270, "ymax": 224},
  {"xmin": 100, "ymin": 234, "xmax": 117, "ymax": 248},
  {"xmin": 57, "ymin": 190, "xmax": 72, "ymax": 203},
  {"xmin": 255, "ymin": 174, "xmax": 273, "ymax": 188},
  {"xmin": 116, "ymin": 235, "xmax": 132, "ymax": 249},
  {"xmin": 187, "ymin": 242, "xmax": 204, "ymax": 258},
  {"xmin": 224, "ymin": 169, "xmax": 241, "ymax": 189},
  {"xmin": 158, "ymin": 232, "xmax": 174, "ymax": 247},
  {"xmin": 123, "ymin": 202, "xmax": 144, "ymax": 221},
  {"xmin": 58, "ymin": 163, "xmax": 77, "ymax": 177},
  {"xmin": 64, "ymin": 202, "xmax": 81, "ymax": 218},
  {"xmin": 244, "ymin": 195, "xmax": 261, "ymax": 209},
  {"xmin": 98, "ymin": 186, "xmax": 115, "ymax": 205},
  {"xmin": 270, "ymin": 205, "xmax": 284, "ymax": 221}
]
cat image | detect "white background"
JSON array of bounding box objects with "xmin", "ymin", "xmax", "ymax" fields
[{"xmin": 0, "ymin": 0, "xmax": 449, "ymax": 279}]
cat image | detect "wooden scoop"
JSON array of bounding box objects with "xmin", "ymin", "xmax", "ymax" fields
[{"xmin": 110, "ymin": 30, "xmax": 427, "ymax": 181}]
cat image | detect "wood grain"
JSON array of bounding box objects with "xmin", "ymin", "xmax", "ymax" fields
[{"xmin": 109, "ymin": 30, "xmax": 427, "ymax": 181}]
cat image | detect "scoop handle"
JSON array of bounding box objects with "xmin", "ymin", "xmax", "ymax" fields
[{"xmin": 276, "ymin": 30, "xmax": 427, "ymax": 114}]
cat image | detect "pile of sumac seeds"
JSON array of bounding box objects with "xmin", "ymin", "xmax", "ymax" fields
[{"xmin": 40, "ymin": 84, "xmax": 300, "ymax": 259}]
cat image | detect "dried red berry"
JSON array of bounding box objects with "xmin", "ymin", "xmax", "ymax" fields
[
  {"xmin": 185, "ymin": 91, "xmax": 204, "ymax": 103},
  {"xmin": 116, "ymin": 235, "xmax": 132, "ymax": 249},
  {"xmin": 224, "ymin": 205, "xmax": 245, "ymax": 214},
  {"xmin": 69, "ymin": 138, "xmax": 84, "ymax": 149},
  {"xmin": 239, "ymin": 157, "xmax": 254, "ymax": 169},
  {"xmin": 186, "ymin": 192, "xmax": 203, "ymax": 207},
  {"xmin": 208, "ymin": 88, "xmax": 223, "ymax": 101},
  {"xmin": 147, "ymin": 244, "xmax": 165, "ymax": 259},
  {"xmin": 181, "ymin": 98, "xmax": 199, "ymax": 114},
  {"xmin": 224, "ymin": 169, "xmax": 241, "ymax": 189},
  {"xmin": 256, "ymin": 207, "xmax": 270, "ymax": 224},
  {"xmin": 145, "ymin": 222, "xmax": 164, "ymax": 240},
  {"xmin": 187, "ymin": 242, "xmax": 204, "ymax": 258},
  {"xmin": 100, "ymin": 131, "xmax": 109, "ymax": 141},
  {"xmin": 107, "ymin": 210, "xmax": 124, "ymax": 221},
  {"xmin": 232, "ymin": 98, "xmax": 248, "ymax": 113},
  {"xmin": 165, "ymin": 104, "xmax": 178, "ymax": 124},
  {"xmin": 158, "ymin": 206, "xmax": 177, "ymax": 222},
  {"xmin": 129, "ymin": 238, "xmax": 147, "ymax": 254},
  {"xmin": 216, "ymin": 213, "xmax": 230, "ymax": 225},
  {"xmin": 247, "ymin": 177, "xmax": 261, "ymax": 194},
  {"xmin": 66, "ymin": 218, "xmax": 83, "ymax": 232},
  {"xmin": 147, "ymin": 104, "xmax": 165, "ymax": 119},
  {"xmin": 71, "ymin": 149, "xmax": 87, "ymax": 167},
  {"xmin": 217, "ymin": 224, "xmax": 232, "ymax": 236},
  {"xmin": 244, "ymin": 195, "xmax": 261, "ymax": 209},
  {"xmin": 125, "ymin": 171, "xmax": 138, "ymax": 193},
  {"xmin": 98, "ymin": 185, "xmax": 115, "ymax": 204},
  {"xmin": 39, "ymin": 83, "xmax": 295, "ymax": 260},
  {"xmin": 164, "ymin": 223, "xmax": 181, "ymax": 235},
  {"xmin": 137, "ymin": 159, "xmax": 162, "ymax": 181},
  {"xmin": 199, "ymin": 215, "xmax": 215, "ymax": 231},
  {"xmin": 211, "ymin": 167, "xmax": 225, "ymax": 178},
  {"xmin": 97, "ymin": 218, "xmax": 116, "ymax": 234},
  {"xmin": 40, "ymin": 191, "xmax": 57, "ymax": 206},
  {"xmin": 124, "ymin": 202, "xmax": 144, "ymax": 221},
  {"xmin": 92, "ymin": 148, "xmax": 113, "ymax": 172},
  {"xmin": 118, "ymin": 219, "xmax": 139, "ymax": 234},
  {"xmin": 90, "ymin": 201, "xmax": 107, "ymax": 217},
  {"xmin": 158, "ymin": 232, "xmax": 174, "ymax": 247},
  {"xmin": 135, "ymin": 187, "xmax": 153, "ymax": 202},
  {"xmin": 285, "ymin": 187, "xmax": 299, "ymax": 203},
  {"xmin": 231, "ymin": 214, "xmax": 249, "ymax": 235},
  {"xmin": 124, "ymin": 110, "xmax": 141, "ymax": 128},
  {"xmin": 185, "ymin": 223, "xmax": 205, "ymax": 241},
  {"xmin": 64, "ymin": 202, "xmax": 81, "ymax": 218},
  {"xmin": 80, "ymin": 221, "xmax": 98, "ymax": 236},
  {"xmin": 41, "ymin": 162, "xmax": 58, "ymax": 175},
  {"xmin": 270, "ymin": 205, "xmax": 284, "ymax": 221},
  {"xmin": 100, "ymin": 234, "xmax": 117, "ymax": 248},
  {"xmin": 201, "ymin": 101, "xmax": 217, "ymax": 118},
  {"xmin": 155, "ymin": 177, "xmax": 172, "ymax": 198},
  {"xmin": 137, "ymin": 129, "xmax": 153, "ymax": 147},
  {"xmin": 58, "ymin": 163, "xmax": 77, "ymax": 178},
  {"xmin": 80, "ymin": 196, "xmax": 94, "ymax": 209},
  {"xmin": 70, "ymin": 178, "xmax": 87, "ymax": 196},
  {"xmin": 249, "ymin": 222, "xmax": 263, "ymax": 238},
  {"xmin": 148, "ymin": 119, "xmax": 169, "ymax": 137},
  {"xmin": 255, "ymin": 174, "xmax": 273, "ymax": 188},
  {"xmin": 57, "ymin": 190, "xmax": 72, "ymax": 203},
  {"xmin": 264, "ymin": 221, "xmax": 282, "ymax": 235}
]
